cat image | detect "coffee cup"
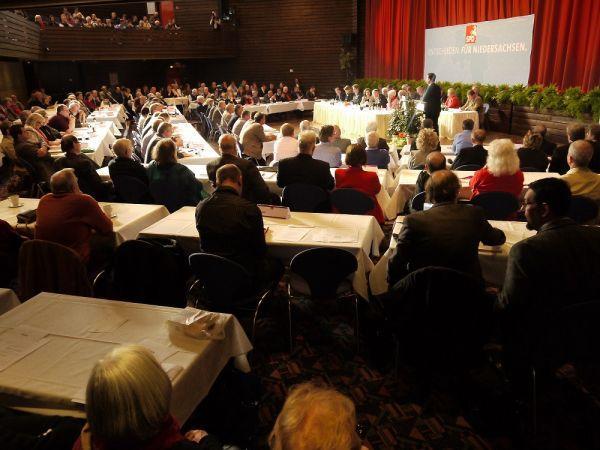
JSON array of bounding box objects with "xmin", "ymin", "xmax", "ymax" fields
[
  {"xmin": 103, "ymin": 204, "xmax": 113, "ymax": 217},
  {"xmin": 9, "ymin": 194, "xmax": 20, "ymax": 207}
]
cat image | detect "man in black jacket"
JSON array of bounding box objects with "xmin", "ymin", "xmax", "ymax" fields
[
  {"xmin": 196, "ymin": 164, "xmax": 282, "ymax": 293},
  {"xmin": 451, "ymin": 129, "xmax": 488, "ymax": 169},
  {"xmin": 422, "ymin": 73, "xmax": 442, "ymax": 133},
  {"xmin": 107, "ymin": 138, "xmax": 149, "ymax": 185},
  {"xmin": 587, "ymin": 123, "xmax": 600, "ymax": 173},
  {"xmin": 532, "ymin": 124, "xmax": 557, "ymax": 157},
  {"xmin": 388, "ymin": 170, "xmax": 505, "ymax": 285},
  {"xmin": 207, "ymin": 134, "xmax": 276, "ymax": 204},
  {"xmin": 548, "ymin": 122, "xmax": 586, "ymax": 175},
  {"xmin": 277, "ymin": 130, "xmax": 334, "ymax": 191}
]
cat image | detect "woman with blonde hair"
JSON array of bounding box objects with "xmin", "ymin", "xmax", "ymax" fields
[
  {"xmin": 517, "ymin": 130, "xmax": 549, "ymax": 171},
  {"xmin": 469, "ymin": 138, "xmax": 524, "ymax": 199},
  {"xmin": 359, "ymin": 88, "xmax": 373, "ymax": 107},
  {"xmin": 409, "ymin": 127, "xmax": 439, "ymax": 169},
  {"xmin": 269, "ymin": 382, "xmax": 367, "ymax": 450},
  {"xmin": 72, "ymin": 345, "xmax": 219, "ymax": 450},
  {"xmin": 444, "ymin": 88, "xmax": 461, "ymax": 108}
]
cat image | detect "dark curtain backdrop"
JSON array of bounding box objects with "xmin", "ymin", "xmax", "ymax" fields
[{"xmin": 364, "ymin": 0, "xmax": 600, "ymax": 90}]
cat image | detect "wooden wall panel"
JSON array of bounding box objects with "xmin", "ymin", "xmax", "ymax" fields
[
  {"xmin": 0, "ymin": 11, "xmax": 40, "ymax": 59},
  {"xmin": 39, "ymin": 28, "xmax": 237, "ymax": 60}
]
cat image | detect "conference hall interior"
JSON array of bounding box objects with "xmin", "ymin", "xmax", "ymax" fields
[{"xmin": 0, "ymin": 1, "xmax": 599, "ymax": 449}]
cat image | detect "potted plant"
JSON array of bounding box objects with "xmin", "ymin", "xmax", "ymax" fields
[{"xmin": 388, "ymin": 99, "xmax": 423, "ymax": 148}]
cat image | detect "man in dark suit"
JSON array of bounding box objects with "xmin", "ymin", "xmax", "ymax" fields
[
  {"xmin": 196, "ymin": 164, "xmax": 283, "ymax": 294},
  {"xmin": 532, "ymin": 124, "xmax": 557, "ymax": 157},
  {"xmin": 277, "ymin": 130, "xmax": 335, "ymax": 191},
  {"xmin": 334, "ymin": 87, "xmax": 344, "ymax": 102},
  {"xmin": 107, "ymin": 138, "xmax": 149, "ymax": 186},
  {"xmin": 586, "ymin": 123, "xmax": 600, "ymax": 173},
  {"xmin": 343, "ymin": 85, "xmax": 354, "ymax": 102},
  {"xmin": 207, "ymin": 134, "xmax": 276, "ymax": 204},
  {"xmin": 388, "ymin": 170, "xmax": 505, "ymax": 286},
  {"xmin": 351, "ymin": 84, "xmax": 362, "ymax": 105},
  {"xmin": 451, "ymin": 129, "xmax": 488, "ymax": 169},
  {"xmin": 548, "ymin": 123, "xmax": 586, "ymax": 175},
  {"xmin": 422, "ymin": 73, "xmax": 442, "ymax": 134}
]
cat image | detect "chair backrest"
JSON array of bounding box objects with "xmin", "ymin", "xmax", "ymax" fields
[
  {"xmin": 519, "ymin": 166, "xmax": 541, "ymax": 172},
  {"xmin": 483, "ymin": 103, "xmax": 490, "ymax": 114},
  {"xmin": 18, "ymin": 239, "xmax": 91, "ymax": 300},
  {"xmin": 470, "ymin": 191, "xmax": 520, "ymax": 220},
  {"xmin": 188, "ymin": 252, "xmax": 252, "ymax": 313},
  {"xmin": 282, "ymin": 183, "xmax": 329, "ymax": 213},
  {"xmin": 331, "ymin": 188, "xmax": 374, "ymax": 215},
  {"xmin": 112, "ymin": 175, "xmax": 152, "ymax": 204},
  {"xmin": 111, "ymin": 239, "xmax": 187, "ymax": 307},
  {"xmin": 410, "ymin": 191, "xmax": 426, "ymax": 212},
  {"xmin": 289, "ymin": 248, "xmax": 357, "ymax": 299},
  {"xmin": 454, "ymin": 164, "xmax": 483, "ymax": 171},
  {"xmin": 568, "ymin": 195, "xmax": 599, "ymax": 224},
  {"xmin": 149, "ymin": 177, "xmax": 190, "ymax": 213},
  {"xmin": 412, "ymin": 164, "xmax": 425, "ymax": 170}
]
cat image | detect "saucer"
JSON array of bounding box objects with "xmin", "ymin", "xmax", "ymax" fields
[{"xmin": 8, "ymin": 203, "xmax": 24, "ymax": 208}]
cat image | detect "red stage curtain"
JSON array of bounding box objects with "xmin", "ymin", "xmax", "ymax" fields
[{"xmin": 364, "ymin": 0, "xmax": 600, "ymax": 90}]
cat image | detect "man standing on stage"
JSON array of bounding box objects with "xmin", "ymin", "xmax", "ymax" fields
[{"xmin": 422, "ymin": 73, "xmax": 442, "ymax": 133}]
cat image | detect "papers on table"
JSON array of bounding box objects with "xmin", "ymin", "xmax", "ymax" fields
[
  {"xmin": 0, "ymin": 325, "xmax": 50, "ymax": 371},
  {"xmin": 269, "ymin": 225, "xmax": 312, "ymax": 242},
  {"xmin": 312, "ymin": 228, "xmax": 359, "ymax": 244},
  {"xmin": 167, "ymin": 307, "xmax": 226, "ymax": 340},
  {"xmin": 259, "ymin": 204, "xmax": 291, "ymax": 219}
]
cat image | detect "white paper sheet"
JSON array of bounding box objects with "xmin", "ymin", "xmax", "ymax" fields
[
  {"xmin": 270, "ymin": 226, "xmax": 311, "ymax": 242},
  {"xmin": 0, "ymin": 327, "xmax": 51, "ymax": 371},
  {"xmin": 312, "ymin": 228, "xmax": 359, "ymax": 244},
  {"xmin": 139, "ymin": 338, "xmax": 178, "ymax": 363}
]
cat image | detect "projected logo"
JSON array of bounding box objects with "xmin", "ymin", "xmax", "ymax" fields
[{"xmin": 465, "ymin": 24, "xmax": 477, "ymax": 44}]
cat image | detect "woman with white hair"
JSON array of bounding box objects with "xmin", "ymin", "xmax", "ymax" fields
[
  {"xmin": 72, "ymin": 345, "xmax": 220, "ymax": 450},
  {"xmin": 469, "ymin": 138, "xmax": 524, "ymax": 199},
  {"xmin": 387, "ymin": 89, "xmax": 398, "ymax": 109},
  {"xmin": 409, "ymin": 127, "xmax": 439, "ymax": 169}
]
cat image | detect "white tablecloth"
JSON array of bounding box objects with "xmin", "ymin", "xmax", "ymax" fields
[
  {"xmin": 244, "ymin": 100, "xmax": 314, "ymax": 116},
  {"xmin": 0, "ymin": 199, "xmax": 169, "ymax": 245},
  {"xmin": 0, "ymin": 288, "xmax": 20, "ymax": 315},
  {"xmin": 139, "ymin": 208, "xmax": 384, "ymax": 299},
  {"xmin": 369, "ymin": 218, "xmax": 535, "ymax": 294},
  {"xmin": 313, "ymin": 102, "xmax": 391, "ymax": 141},
  {"xmin": 171, "ymin": 122, "xmax": 220, "ymax": 165},
  {"xmin": 165, "ymin": 97, "xmax": 190, "ymax": 112},
  {"xmin": 0, "ymin": 292, "xmax": 252, "ymax": 422},
  {"xmin": 88, "ymin": 106, "xmax": 124, "ymax": 130},
  {"xmin": 438, "ymin": 109, "xmax": 479, "ymax": 140}
]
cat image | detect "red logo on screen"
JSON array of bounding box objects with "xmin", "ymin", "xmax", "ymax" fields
[{"xmin": 465, "ymin": 24, "xmax": 477, "ymax": 44}]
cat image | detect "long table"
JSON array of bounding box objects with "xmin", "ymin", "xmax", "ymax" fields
[
  {"xmin": 171, "ymin": 122, "xmax": 220, "ymax": 165},
  {"xmin": 438, "ymin": 109, "xmax": 479, "ymax": 140},
  {"xmin": 369, "ymin": 217, "xmax": 535, "ymax": 294},
  {"xmin": 244, "ymin": 100, "xmax": 315, "ymax": 115},
  {"xmin": 0, "ymin": 292, "xmax": 252, "ymax": 423},
  {"xmin": 138, "ymin": 208, "xmax": 384, "ymax": 300},
  {"xmin": 0, "ymin": 198, "xmax": 169, "ymax": 245},
  {"xmin": 88, "ymin": 104, "xmax": 126, "ymax": 130},
  {"xmin": 313, "ymin": 101, "xmax": 391, "ymax": 141}
]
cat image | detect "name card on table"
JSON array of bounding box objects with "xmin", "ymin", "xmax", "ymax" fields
[{"xmin": 259, "ymin": 204, "xmax": 291, "ymax": 219}]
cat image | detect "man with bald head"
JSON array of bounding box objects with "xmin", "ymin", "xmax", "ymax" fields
[
  {"xmin": 414, "ymin": 151, "xmax": 446, "ymax": 197},
  {"xmin": 206, "ymin": 133, "xmax": 274, "ymax": 204},
  {"xmin": 331, "ymin": 125, "xmax": 351, "ymax": 154},
  {"xmin": 35, "ymin": 168, "xmax": 113, "ymax": 263},
  {"xmin": 561, "ymin": 140, "xmax": 600, "ymax": 200},
  {"xmin": 388, "ymin": 169, "xmax": 505, "ymax": 285}
]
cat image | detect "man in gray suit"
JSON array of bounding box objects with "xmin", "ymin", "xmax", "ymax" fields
[
  {"xmin": 388, "ymin": 170, "xmax": 505, "ymax": 285},
  {"xmin": 331, "ymin": 125, "xmax": 351, "ymax": 154}
]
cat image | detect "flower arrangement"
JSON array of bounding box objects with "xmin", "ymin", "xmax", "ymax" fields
[{"xmin": 388, "ymin": 99, "xmax": 423, "ymax": 146}]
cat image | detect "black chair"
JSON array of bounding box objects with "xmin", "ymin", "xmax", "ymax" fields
[
  {"xmin": 568, "ymin": 195, "xmax": 599, "ymax": 224},
  {"xmin": 93, "ymin": 239, "xmax": 187, "ymax": 307},
  {"xmin": 330, "ymin": 188, "xmax": 374, "ymax": 216},
  {"xmin": 412, "ymin": 164, "xmax": 425, "ymax": 170},
  {"xmin": 282, "ymin": 183, "xmax": 329, "ymax": 212},
  {"xmin": 520, "ymin": 166, "xmax": 542, "ymax": 172},
  {"xmin": 112, "ymin": 175, "xmax": 152, "ymax": 204},
  {"xmin": 288, "ymin": 248, "xmax": 359, "ymax": 352},
  {"xmin": 188, "ymin": 253, "xmax": 274, "ymax": 343},
  {"xmin": 454, "ymin": 164, "xmax": 483, "ymax": 171},
  {"xmin": 471, "ymin": 191, "xmax": 520, "ymax": 220},
  {"xmin": 409, "ymin": 191, "xmax": 426, "ymax": 212},
  {"xmin": 149, "ymin": 178, "xmax": 193, "ymax": 213}
]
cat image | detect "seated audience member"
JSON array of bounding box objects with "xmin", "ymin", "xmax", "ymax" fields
[
  {"xmin": 141, "ymin": 118, "xmax": 164, "ymax": 158},
  {"xmin": 372, "ymin": 88, "xmax": 386, "ymax": 108},
  {"xmin": 549, "ymin": 122, "xmax": 586, "ymax": 175},
  {"xmin": 461, "ymin": 89, "xmax": 484, "ymax": 126},
  {"xmin": 334, "ymin": 86, "xmax": 344, "ymax": 102},
  {"xmin": 388, "ymin": 170, "xmax": 505, "ymax": 285},
  {"xmin": 196, "ymin": 164, "xmax": 283, "ymax": 292},
  {"xmin": 586, "ymin": 123, "xmax": 600, "ymax": 173},
  {"xmin": 272, "ymin": 123, "xmax": 298, "ymax": 164},
  {"xmin": 313, "ymin": 125, "xmax": 342, "ymax": 168},
  {"xmin": 35, "ymin": 168, "xmax": 113, "ymax": 262},
  {"xmin": 500, "ymin": 179, "xmax": 600, "ymax": 372},
  {"xmin": 451, "ymin": 119, "xmax": 475, "ymax": 155},
  {"xmin": 532, "ymin": 124, "xmax": 557, "ymax": 157},
  {"xmin": 147, "ymin": 122, "xmax": 181, "ymax": 163},
  {"xmin": 72, "ymin": 345, "xmax": 220, "ymax": 450},
  {"xmin": 69, "ymin": 101, "xmax": 86, "ymax": 128},
  {"xmin": 517, "ymin": 131, "xmax": 549, "ymax": 171},
  {"xmin": 221, "ymin": 103, "xmax": 235, "ymax": 129},
  {"xmin": 444, "ymin": 88, "xmax": 461, "ymax": 108},
  {"xmin": 451, "ymin": 129, "xmax": 488, "ymax": 169},
  {"xmin": 54, "ymin": 135, "xmax": 112, "ymax": 200},
  {"xmin": 38, "ymin": 109, "xmax": 62, "ymax": 141},
  {"xmin": 0, "ymin": 218, "xmax": 27, "ymax": 286},
  {"xmin": 108, "ymin": 138, "xmax": 149, "ymax": 186},
  {"xmin": 364, "ymin": 131, "xmax": 390, "ymax": 169},
  {"xmin": 351, "ymin": 84, "xmax": 362, "ymax": 105},
  {"xmin": 0, "ymin": 120, "xmax": 17, "ymax": 163},
  {"xmin": 277, "ymin": 130, "xmax": 335, "ymax": 191},
  {"xmin": 561, "ymin": 140, "xmax": 600, "ymax": 201},
  {"xmin": 387, "ymin": 89, "xmax": 399, "ymax": 109},
  {"xmin": 414, "ymin": 151, "xmax": 446, "ymax": 196},
  {"xmin": 232, "ymin": 110, "xmax": 250, "ymax": 138},
  {"xmin": 240, "ymin": 112, "xmax": 276, "ymax": 165},
  {"xmin": 210, "ymin": 100, "xmax": 226, "ymax": 130},
  {"xmin": 297, "ymin": 120, "xmax": 317, "ymax": 141},
  {"xmin": 305, "ymin": 86, "xmax": 317, "ymax": 100},
  {"xmin": 409, "ymin": 127, "xmax": 439, "ymax": 169},
  {"xmin": 18, "ymin": 114, "xmax": 56, "ymax": 182},
  {"xmin": 331, "ymin": 125, "xmax": 351, "ymax": 154},
  {"xmin": 269, "ymin": 382, "xmax": 366, "ymax": 450},
  {"xmin": 335, "ymin": 145, "xmax": 384, "ymax": 223},
  {"xmin": 469, "ymin": 139, "xmax": 524, "ymax": 199},
  {"xmin": 409, "ymin": 118, "xmax": 440, "ymax": 152},
  {"xmin": 343, "ymin": 85, "xmax": 353, "ymax": 102},
  {"xmin": 147, "ymin": 139, "xmax": 204, "ymax": 211},
  {"xmin": 207, "ymin": 134, "xmax": 274, "ymax": 204},
  {"xmin": 227, "ymin": 104, "xmax": 243, "ymax": 130},
  {"xmin": 357, "ymin": 122, "xmax": 389, "ymax": 152},
  {"xmin": 48, "ymin": 104, "xmax": 76, "ymax": 134}
]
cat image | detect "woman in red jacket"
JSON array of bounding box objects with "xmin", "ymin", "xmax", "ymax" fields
[
  {"xmin": 334, "ymin": 145, "xmax": 385, "ymax": 223},
  {"xmin": 444, "ymin": 88, "xmax": 461, "ymax": 108},
  {"xmin": 469, "ymin": 138, "xmax": 524, "ymax": 199}
]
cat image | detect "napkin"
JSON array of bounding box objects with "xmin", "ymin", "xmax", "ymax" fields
[{"xmin": 167, "ymin": 307, "xmax": 226, "ymax": 340}]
